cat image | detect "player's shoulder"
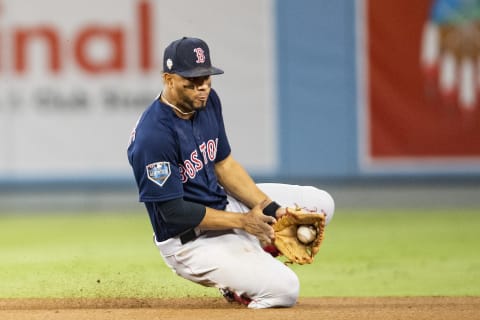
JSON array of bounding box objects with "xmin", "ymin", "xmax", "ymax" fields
[
  {"xmin": 135, "ymin": 99, "xmax": 174, "ymax": 139},
  {"xmin": 138, "ymin": 99, "xmax": 170, "ymax": 125},
  {"xmin": 209, "ymin": 88, "xmax": 221, "ymax": 105},
  {"xmin": 207, "ymin": 89, "xmax": 224, "ymax": 115}
]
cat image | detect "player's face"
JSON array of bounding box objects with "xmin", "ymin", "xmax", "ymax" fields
[{"xmin": 172, "ymin": 74, "xmax": 212, "ymax": 111}]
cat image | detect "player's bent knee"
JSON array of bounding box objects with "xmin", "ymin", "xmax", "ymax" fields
[
  {"xmin": 249, "ymin": 269, "xmax": 300, "ymax": 309},
  {"xmin": 305, "ymin": 186, "xmax": 335, "ymax": 225},
  {"xmin": 277, "ymin": 271, "xmax": 300, "ymax": 307},
  {"xmin": 279, "ymin": 280, "xmax": 300, "ymax": 307},
  {"xmin": 249, "ymin": 288, "xmax": 299, "ymax": 309},
  {"xmin": 321, "ymin": 189, "xmax": 335, "ymax": 225}
]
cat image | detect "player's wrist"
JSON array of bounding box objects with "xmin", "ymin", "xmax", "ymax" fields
[{"xmin": 263, "ymin": 201, "xmax": 281, "ymax": 218}]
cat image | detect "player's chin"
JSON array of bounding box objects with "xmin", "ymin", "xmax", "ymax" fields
[{"xmin": 194, "ymin": 101, "xmax": 208, "ymax": 110}]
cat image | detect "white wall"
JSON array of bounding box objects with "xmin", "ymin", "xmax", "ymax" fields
[{"xmin": 0, "ymin": 0, "xmax": 277, "ymax": 179}]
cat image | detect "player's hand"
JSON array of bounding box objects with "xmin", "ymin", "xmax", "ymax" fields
[
  {"xmin": 242, "ymin": 203, "xmax": 276, "ymax": 244},
  {"xmin": 421, "ymin": 0, "xmax": 480, "ymax": 111},
  {"xmin": 274, "ymin": 207, "xmax": 288, "ymax": 219}
]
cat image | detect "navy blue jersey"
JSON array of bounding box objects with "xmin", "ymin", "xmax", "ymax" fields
[{"xmin": 127, "ymin": 89, "xmax": 231, "ymax": 240}]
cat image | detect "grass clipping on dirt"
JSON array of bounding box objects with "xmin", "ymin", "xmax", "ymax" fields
[{"xmin": 0, "ymin": 209, "xmax": 479, "ymax": 298}]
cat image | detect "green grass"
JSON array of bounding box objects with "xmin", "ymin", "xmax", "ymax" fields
[
  {"xmin": 1, "ymin": 209, "xmax": 479, "ymax": 298},
  {"xmin": 295, "ymin": 209, "xmax": 480, "ymax": 297}
]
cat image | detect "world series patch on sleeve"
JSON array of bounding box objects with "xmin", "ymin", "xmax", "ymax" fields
[{"xmin": 272, "ymin": 207, "xmax": 326, "ymax": 265}]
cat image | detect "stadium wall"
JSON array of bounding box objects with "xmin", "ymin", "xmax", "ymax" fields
[{"xmin": 0, "ymin": 0, "xmax": 479, "ymax": 211}]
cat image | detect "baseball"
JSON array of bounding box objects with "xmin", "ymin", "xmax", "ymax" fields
[{"xmin": 297, "ymin": 225, "xmax": 317, "ymax": 244}]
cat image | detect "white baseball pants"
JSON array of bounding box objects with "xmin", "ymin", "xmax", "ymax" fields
[{"xmin": 154, "ymin": 183, "xmax": 335, "ymax": 309}]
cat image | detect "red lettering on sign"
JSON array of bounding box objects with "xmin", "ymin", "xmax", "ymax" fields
[
  {"xmin": 1, "ymin": 0, "xmax": 154, "ymax": 75},
  {"xmin": 138, "ymin": 0, "xmax": 153, "ymax": 71},
  {"xmin": 14, "ymin": 27, "xmax": 61, "ymax": 73},
  {"xmin": 74, "ymin": 27, "xmax": 125, "ymax": 74}
]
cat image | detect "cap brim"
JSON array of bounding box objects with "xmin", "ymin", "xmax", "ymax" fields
[{"xmin": 176, "ymin": 66, "xmax": 224, "ymax": 78}]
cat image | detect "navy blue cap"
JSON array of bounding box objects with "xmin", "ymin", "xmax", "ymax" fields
[{"xmin": 163, "ymin": 37, "xmax": 224, "ymax": 77}]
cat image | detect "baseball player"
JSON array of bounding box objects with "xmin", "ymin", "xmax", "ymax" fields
[{"xmin": 127, "ymin": 37, "xmax": 335, "ymax": 309}]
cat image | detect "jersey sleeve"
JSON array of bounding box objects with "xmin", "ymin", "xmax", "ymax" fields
[
  {"xmin": 128, "ymin": 105, "xmax": 184, "ymax": 202},
  {"xmin": 209, "ymin": 89, "xmax": 231, "ymax": 162}
]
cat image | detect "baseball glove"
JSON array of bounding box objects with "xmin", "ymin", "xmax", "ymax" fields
[{"xmin": 272, "ymin": 207, "xmax": 326, "ymax": 264}]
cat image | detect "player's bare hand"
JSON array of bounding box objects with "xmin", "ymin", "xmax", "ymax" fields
[
  {"xmin": 275, "ymin": 207, "xmax": 287, "ymax": 219},
  {"xmin": 242, "ymin": 203, "xmax": 276, "ymax": 244}
]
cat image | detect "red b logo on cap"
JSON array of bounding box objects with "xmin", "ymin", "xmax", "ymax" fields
[{"xmin": 194, "ymin": 48, "xmax": 206, "ymax": 64}]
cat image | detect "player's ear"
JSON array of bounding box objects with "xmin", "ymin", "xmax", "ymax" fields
[{"xmin": 163, "ymin": 73, "xmax": 174, "ymax": 88}]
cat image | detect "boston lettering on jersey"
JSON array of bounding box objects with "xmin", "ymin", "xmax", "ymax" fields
[
  {"xmin": 128, "ymin": 89, "xmax": 230, "ymax": 240},
  {"xmin": 179, "ymin": 138, "xmax": 218, "ymax": 183},
  {"xmin": 128, "ymin": 89, "xmax": 231, "ymax": 207}
]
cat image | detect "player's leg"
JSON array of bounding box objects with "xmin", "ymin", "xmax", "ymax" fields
[
  {"xmin": 155, "ymin": 229, "xmax": 299, "ymax": 309},
  {"xmin": 257, "ymin": 183, "xmax": 335, "ymax": 225},
  {"xmin": 215, "ymin": 184, "xmax": 334, "ymax": 307},
  {"xmin": 153, "ymin": 185, "xmax": 334, "ymax": 309},
  {"xmin": 155, "ymin": 193, "xmax": 300, "ymax": 309},
  {"xmin": 218, "ymin": 229, "xmax": 300, "ymax": 309},
  {"xmin": 217, "ymin": 196, "xmax": 300, "ymax": 308}
]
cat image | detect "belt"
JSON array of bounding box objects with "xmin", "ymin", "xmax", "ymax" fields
[{"xmin": 179, "ymin": 228, "xmax": 198, "ymax": 244}]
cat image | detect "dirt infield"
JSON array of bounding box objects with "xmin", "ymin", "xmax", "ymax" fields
[{"xmin": 1, "ymin": 297, "xmax": 479, "ymax": 320}]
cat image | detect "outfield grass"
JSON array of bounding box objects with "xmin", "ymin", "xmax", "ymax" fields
[{"xmin": 0, "ymin": 209, "xmax": 479, "ymax": 298}]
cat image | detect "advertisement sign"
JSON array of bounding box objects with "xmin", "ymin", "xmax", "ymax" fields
[
  {"xmin": 359, "ymin": 0, "xmax": 480, "ymax": 172},
  {"xmin": 0, "ymin": 0, "xmax": 277, "ymax": 179}
]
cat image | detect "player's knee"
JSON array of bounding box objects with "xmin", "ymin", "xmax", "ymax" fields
[
  {"xmin": 277, "ymin": 272, "xmax": 300, "ymax": 307},
  {"xmin": 321, "ymin": 189, "xmax": 335, "ymax": 225},
  {"xmin": 249, "ymin": 270, "xmax": 299, "ymax": 309},
  {"xmin": 305, "ymin": 186, "xmax": 335, "ymax": 225}
]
